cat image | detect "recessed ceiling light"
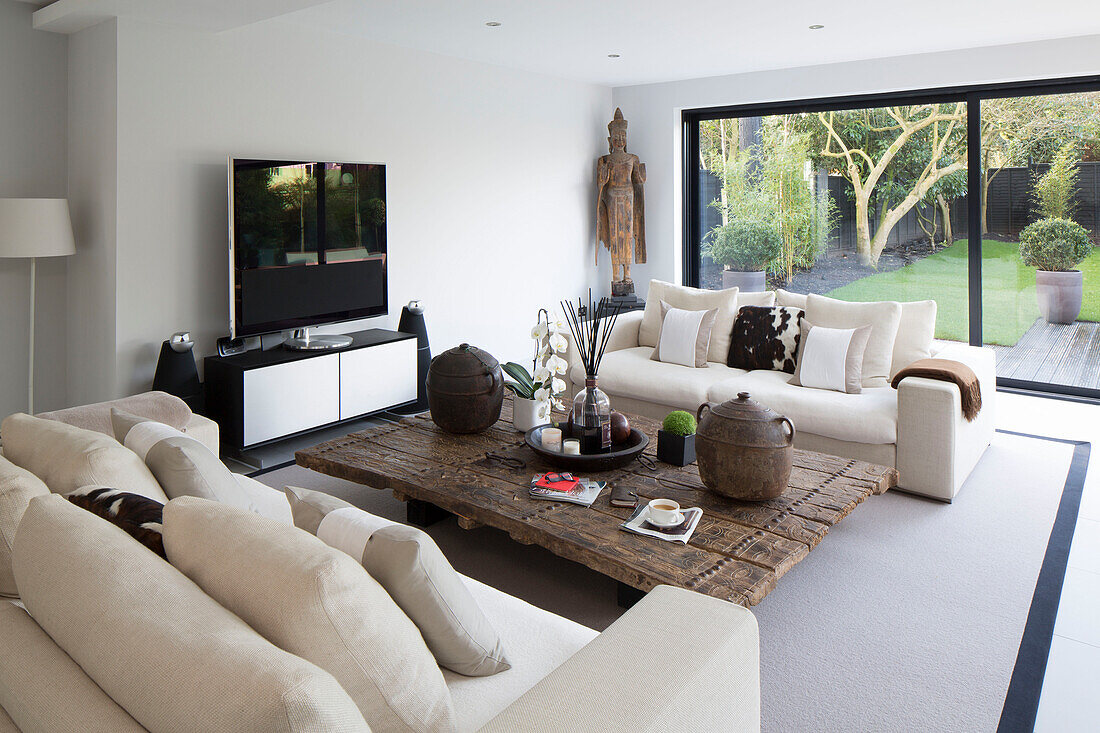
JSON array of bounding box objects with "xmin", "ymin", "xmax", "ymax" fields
[
  {"xmin": 809, "ymin": 24, "xmax": 825, "ymax": 30},
  {"xmin": 608, "ymin": 53, "xmax": 621, "ymax": 58},
  {"xmin": 485, "ymin": 21, "xmax": 501, "ymax": 27}
]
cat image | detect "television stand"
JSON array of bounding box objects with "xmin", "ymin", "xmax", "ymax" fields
[{"xmin": 283, "ymin": 328, "xmax": 353, "ymax": 351}]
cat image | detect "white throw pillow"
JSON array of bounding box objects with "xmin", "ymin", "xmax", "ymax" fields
[
  {"xmin": 775, "ymin": 289, "xmax": 808, "ymax": 309},
  {"xmin": 651, "ymin": 302, "xmax": 718, "ymax": 368},
  {"xmin": 790, "ymin": 322, "xmax": 873, "ymax": 394},
  {"xmin": 891, "ymin": 299, "xmax": 938, "ymax": 378},
  {"xmin": 301, "ymin": 491, "xmax": 511, "ymax": 678},
  {"xmin": 804, "ymin": 294, "xmax": 902, "ymax": 388},
  {"xmin": 640, "ymin": 280, "xmax": 738, "ymax": 362},
  {"xmin": 736, "ymin": 290, "xmax": 776, "ymax": 309}
]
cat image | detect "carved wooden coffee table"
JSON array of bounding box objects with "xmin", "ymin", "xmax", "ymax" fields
[{"xmin": 296, "ymin": 398, "xmax": 897, "ymax": 607}]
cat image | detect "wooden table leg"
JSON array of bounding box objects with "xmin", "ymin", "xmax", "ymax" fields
[
  {"xmin": 407, "ymin": 499, "xmax": 451, "ymax": 527},
  {"xmin": 617, "ymin": 582, "xmax": 646, "ymax": 609}
]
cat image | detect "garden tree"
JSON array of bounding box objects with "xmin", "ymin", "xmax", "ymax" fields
[
  {"xmin": 794, "ymin": 104, "xmax": 968, "ymax": 266},
  {"xmin": 979, "ymin": 93, "xmax": 1100, "ymax": 233},
  {"xmin": 1033, "ymin": 143, "xmax": 1081, "ymax": 220}
]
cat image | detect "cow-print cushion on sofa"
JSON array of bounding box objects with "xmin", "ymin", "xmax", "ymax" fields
[
  {"xmin": 67, "ymin": 487, "xmax": 166, "ymax": 558},
  {"xmin": 727, "ymin": 305, "xmax": 805, "ymax": 373}
]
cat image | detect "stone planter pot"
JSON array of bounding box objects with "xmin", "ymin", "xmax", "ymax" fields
[
  {"xmin": 512, "ymin": 397, "xmax": 544, "ymax": 433},
  {"xmin": 722, "ymin": 269, "xmax": 766, "ymax": 292},
  {"xmin": 657, "ymin": 430, "xmax": 695, "ymax": 466},
  {"xmin": 1035, "ymin": 270, "xmax": 1083, "ymax": 324}
]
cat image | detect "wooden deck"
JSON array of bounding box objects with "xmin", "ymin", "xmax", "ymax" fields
[{"xmin": 992, "ymin": 319, "xmax": 1100, "ymax": 390}]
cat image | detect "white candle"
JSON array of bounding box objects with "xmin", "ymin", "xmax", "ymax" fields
[
  {"xmin": 542, "ymin": 428, "xmax": 563, "ymax": 451},
  {"xmin": 562, "ymin": 439, "xmax": 581, "ymax": 455}
]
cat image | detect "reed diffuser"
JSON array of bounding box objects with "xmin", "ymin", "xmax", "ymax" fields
[{"xmin": 561, "ymin": 291, "xmax": 623, "ymax": 454}]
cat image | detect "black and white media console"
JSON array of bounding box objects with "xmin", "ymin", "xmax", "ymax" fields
[{"xmin": 204, "ymin": 329, "xmax": 417, "ymax": 451}]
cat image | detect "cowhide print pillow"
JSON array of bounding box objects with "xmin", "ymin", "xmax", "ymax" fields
[
  {"xmin": 727, "ymin": 305, "xmax": 805, "ymax": 373},
  {"xmin": 67, "ymin": 486, "xmax": 166, "ymax": 558}
]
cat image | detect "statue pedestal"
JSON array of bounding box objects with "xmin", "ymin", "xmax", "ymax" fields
[{"xmin": 608, "ymin": 293, "xmax": 646, "ymax": 314}]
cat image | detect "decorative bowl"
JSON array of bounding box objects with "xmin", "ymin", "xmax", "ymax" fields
[{"xmin": 524, "ymin": 424, "xmax": 649, "ymax": 472}]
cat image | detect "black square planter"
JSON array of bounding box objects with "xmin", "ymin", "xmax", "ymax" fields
[{"xmin": 657, "ymin": 430, "xmax": 696, "ymax": 466}]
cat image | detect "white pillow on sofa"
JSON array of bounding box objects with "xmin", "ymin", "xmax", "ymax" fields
[
  {"xmin": 891, "ymin": 299, "xmax": 938, "ymax": 378},
  {"xmin": 790, "ymin": 322, "xmax": 872, "ymax": 394},
  {"xmin": 650, "ymin": 303, "xmax": 718, "ymax": 368},
  {"xmin": 640, "ymin": 280, "xmax": 738, "ymax": 363},
  {"xmin": 805, "ymin": 294, "xmax": 902, "ymax": 388}
]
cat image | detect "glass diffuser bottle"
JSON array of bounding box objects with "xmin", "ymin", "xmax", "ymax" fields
[{"xmin": 573, "ymin": 376, "xmax": 611, "ymax": 454}]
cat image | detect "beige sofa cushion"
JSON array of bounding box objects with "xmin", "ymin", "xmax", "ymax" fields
[
  {"xmin": 0, "ymin": 457, "xmax": 49, "ymax": 597},
  {"xmin": 314, "ymin": 503, "xmax": 510, "ymax": 677},
  {"xmin": 12, "ymin": 494, "xmax": 367, "ymax": 733},
  {"xmin": 36, "ymin": 390, "xmax": 191, "ymax": 435},
  {"xmin": 651, "ymin": 303, "xmax": 718, "ymax": 368},
  {"xmin": 737, "ymin": 290, "xmax": 776, "ymax": 308},
  {"xmin": 891, "ymin": 299, "xmax": 938, "ymax": 378},
  {"xmin": 776, "ymin": 289, "xmax": 808, "ymax": 309},
  {"xmin": 805, "ymin": 294, "xmax": 902, "ymax": 388},
  {"xmin": 640, "ymin": 280, "xmax": 739, "ymax": 363},
  {"xmin": 286, "ymin": 484, "xmax": 355, "ymax": 534},
  {"xmin": 0, "ymin": 414, "xmax": 167, "ymax": 502},
  {"xmin": 163, "ymin": 496, "xmax": 456, "ymax": 732},
  {"xmin": 708, "ymin": 369, "xmax": 898, "ymax": 445},
  {"xmin": 573, "ymin": 347, "xmax": 747, "ymax": 412},
  {"xmin": 0, "ymin": 602, "xmax": 145, "ymax": 732}
]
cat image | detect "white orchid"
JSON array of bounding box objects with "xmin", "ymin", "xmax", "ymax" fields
[
  {"xmin": 551, "ymin": 377, "xmax": 567, "ymax": 396},
  {"xmin": 549, "ymin": 332, "xmax": 568, "ymax": 354},
  {"xmin": 534, "ymin": 386, "xmax": 551, "ymax": 403},
  {"xmin": 533, "ymin": 367, "xmax": 552, "ymax": 384},
  {"xmin": 547, "ymin": 315, "xmax": 569, "ymax": 334},
  {"xmin": 547, "ymin": 354, "xmax": 569, "ymax": 375},
  {"xmin": 535, "ymin": 401, "xmax": 551, "ymax": 422},
  {"xmin": 552, "ymin": 398, "xmax": 565, "ymax": 411},
  {"xmin": 531, "ymin": 322, "xmax": 549, "ymax": 341}
]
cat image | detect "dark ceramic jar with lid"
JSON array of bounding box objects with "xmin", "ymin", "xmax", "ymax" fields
[
  {"xmin": 695, "ymin": 392, "xmax": 795, "ymax": 500},
  {"xmin": 426, "ymin": 343, "xmax": 504, "ymax": 434}
]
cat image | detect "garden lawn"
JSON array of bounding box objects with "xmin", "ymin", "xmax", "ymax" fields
[{"xmin": 825, "ymin": 239, "xmax": 1100, "ymax": 346}]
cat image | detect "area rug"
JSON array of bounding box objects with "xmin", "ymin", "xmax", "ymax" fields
[{"xmin": 254, "ymin": 430, "xmax": 1081, "ymax": 732}]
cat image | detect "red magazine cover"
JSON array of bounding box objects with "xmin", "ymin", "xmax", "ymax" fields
[{"xmin": 532, "ymin": 473, "xmax": 580, "ymax": 493}]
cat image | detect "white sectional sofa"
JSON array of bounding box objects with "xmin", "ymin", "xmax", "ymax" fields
[
  {"xmin": 0, "ymin": 393, "xmax": 761, "ymax": 732},
  {"xmin": 568, "ymin": 282, "xmax": 996, "ymax": 502}
]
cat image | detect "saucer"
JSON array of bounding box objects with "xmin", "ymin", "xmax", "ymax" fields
[{"xmin": 646, "ymin": 511, "xmax": 685, "ymax": 528}]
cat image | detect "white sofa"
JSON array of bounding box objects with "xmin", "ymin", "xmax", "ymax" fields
[
  {"xmin": 0, "ymin": 393, "xmax": 761, "ymax": 732},
  {"xmin": 567, "ymin": 284, "xmax": 996, "ymax": 502}
]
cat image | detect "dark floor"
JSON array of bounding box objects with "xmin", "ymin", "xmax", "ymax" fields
[{"xmin": 992, "ymin": 319, "xmax": 1100, "ymax": 390}]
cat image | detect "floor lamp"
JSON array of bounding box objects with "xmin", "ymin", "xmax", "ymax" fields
[{"xmin": 0, "ymin": 199, "xmax": 76, "ymax": 415}]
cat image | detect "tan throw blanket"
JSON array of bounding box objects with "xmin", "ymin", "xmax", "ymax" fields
[{"xmin": 891, "ymin": 359, "xmax": 982, "ymax": 422}]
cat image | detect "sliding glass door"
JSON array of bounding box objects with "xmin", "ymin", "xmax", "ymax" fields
[{"xmin": 684, "ymin": 78, "xmax": 1100, "ymax": 396}]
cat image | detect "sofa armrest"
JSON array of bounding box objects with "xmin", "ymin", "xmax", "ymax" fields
[
  {"xmin": 479, "ymin": 585, "xmax": 760, "ymax": 733},
  {"xmin": 563, "ymin": 310, "xmax": 644, "ymax": 387},
  {"xmin": 183, "ymin": 413, "xmax": 220, "ymax": 456},
  {"xmin": 896, "ymin": 343, "xmax": 996, "ymax": 501}
]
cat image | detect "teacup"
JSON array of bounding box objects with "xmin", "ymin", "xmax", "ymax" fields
[{"xmin": 647, "ymin": 498, "xmax": 682, "ymax": 526}]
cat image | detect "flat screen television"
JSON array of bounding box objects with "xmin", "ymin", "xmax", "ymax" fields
[{"xmin": 228, "ymin": 157, "xmax": 387, "ymax": 339}]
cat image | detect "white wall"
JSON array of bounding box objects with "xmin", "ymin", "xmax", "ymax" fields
[
  {"xmin": 0, "ymin": 0, "xmax": 69, "ymax": 416},
  {"xmin": 612, "ymin": 34, "xmax": 1100, "ymax": 292},
  {"xmin": 103, "ymin": 18, "xmax": 611, "ymax": 397}
]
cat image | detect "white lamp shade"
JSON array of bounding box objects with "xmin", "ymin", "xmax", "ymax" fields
[{"xmin": 0, "ymin": 198, "xmax": 76, "ymax": 258}]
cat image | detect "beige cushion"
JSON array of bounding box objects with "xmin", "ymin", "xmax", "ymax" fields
[
  {"xmin": 804, "ymin": 294, "xmax": 902, "ymax": 388},
  {"xmin": 12, "ymin": 494, "xmax": 367, "ymax": 733},
  {"xmin": 0, "ymin": 457, "xmax": 49, "ymax": 597},
  {"xmin": 444, "ymin": 575, "xmax": 598, "ymax": 731},
  {"xmin": 286, "ymin": 484, "xmax": 355, "ymax": 534},
  {"xmin": 36, "ymin": 390, "xmax": 192, "ymax": 435},
  {"xmin": 163, "ymin": 496, "xmax": 456, "ymax": 732},
  {"xmin": 640, "ymin": 280, "xmax": 739, "ymax": 362},
  {"xmin": 891, "ymin": 299, "xmax": 938, "ymax": 378},
  {"xmin": 314, "ymin": 502, "xmax": 510, "ymax": 677},
  {"xmin": 790, "ymin": 322, "xmax": 872, "ymax": 394},
  {"xmin": 708, "ymin": 369, "xmax": 898, "ymax": 445},
  {"xmin": 0, "ymin": 413, "xmax": 167, "ymax": 502},
  {"xmin": 651, "ymin": 303, "xmax": 718, "ymax": 368},
  {"xmin": 737, "ymin": 290, "xmax": 777, "ymax": 308},
  {"xmin": 0, "ymin": 602, "xmax": 145, "ymax": 732},
  {"xmin": 775, "ymin": 289, "xmax": 808, "ymax": 309},
  {"xmin": 575, "ymin": 347, "xmax": 747, "ymax": 412}
]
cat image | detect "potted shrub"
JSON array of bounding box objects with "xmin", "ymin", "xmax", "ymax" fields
[
  {"xmin": 658, "ymin": 410, "xmax": 697, "ymax": 466},
  {"xmin": 704, "ymin": 219, "xmax": 782, "ymax": 292},
  {"xmin": 1018, "ymin": 218, "xmax": 1093, "ymax": 324}
]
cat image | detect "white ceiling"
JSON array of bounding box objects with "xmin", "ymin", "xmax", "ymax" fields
[{"xmin": 24, "ymin": 0, "xmax": 1100, "ymax": 87}]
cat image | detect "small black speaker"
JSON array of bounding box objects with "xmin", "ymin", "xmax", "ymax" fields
[
  {"xmin": 391, "ymin": 301, "xmax": 430, "ymax": 415},
  {"xmin": 153, "ymin": 332, "xmax": 202, "ymax": 410}
]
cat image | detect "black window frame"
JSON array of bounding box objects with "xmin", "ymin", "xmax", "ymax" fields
[{"xmin": 682, "ymin": 74, "xmax": 1100, "ymax": 399}]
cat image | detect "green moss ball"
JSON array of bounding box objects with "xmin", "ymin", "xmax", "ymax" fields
[{"xmin": 662, "ymin": 410, "xmax": 697, "ymax": 436}]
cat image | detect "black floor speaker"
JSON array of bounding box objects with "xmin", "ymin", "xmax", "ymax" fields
[{"xmin": 391, "ymin": 301, "xmax": 430, "ymax": 415}]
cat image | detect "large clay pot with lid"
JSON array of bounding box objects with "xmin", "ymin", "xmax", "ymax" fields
[
  {"xmin": 695, "ymin": 392, "xmax": 796, "ymax": 501},
  {"xmin": 426, "ymin": 343, "xmax": 504, "ymax": 434}
]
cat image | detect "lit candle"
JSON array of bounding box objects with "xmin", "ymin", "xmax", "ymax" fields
[
  {"xmin": 562, "ymin": 439, "xmax": 581, "ymax": 455},
  {"xmin": 542, "ymin": 428, "xmax": 562, "ymax": 451}
]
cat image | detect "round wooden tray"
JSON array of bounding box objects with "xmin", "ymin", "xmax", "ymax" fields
[{"xmin": 524, "ymin": 424, "xmax": 649, "ymax": 472}]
